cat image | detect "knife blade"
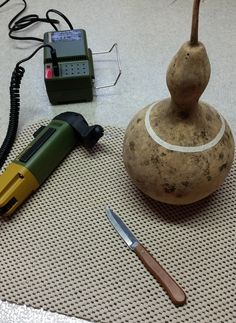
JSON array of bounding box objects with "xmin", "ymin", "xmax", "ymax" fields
[{"xmin": 106, "ymin": 206, "xmax": 186, "ymax": 306}]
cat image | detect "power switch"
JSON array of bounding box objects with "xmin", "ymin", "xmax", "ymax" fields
[{"xmin": 45, "ymin": 65, "xmax": 53, "ymax": 79}]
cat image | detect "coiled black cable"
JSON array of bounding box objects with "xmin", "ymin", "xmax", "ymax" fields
[
  {"xmin": 0, "ymin": 66, "xmax": 25, "ymax": 169},
  {"xmin": 0, "ymin": 44, "xmax": 57, "ymax": 169},
  {"xmin": 0, "ymin": 1, "xmax": 73, "ymax": 168},
  {"xmin": 0, "ymin": 0, "xmax": 73, "ymax": 168}
]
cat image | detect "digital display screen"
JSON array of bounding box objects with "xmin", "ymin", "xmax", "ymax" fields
[{"xmin": 51, "ymin": 30, "xmax": 82, "ymax": 42}]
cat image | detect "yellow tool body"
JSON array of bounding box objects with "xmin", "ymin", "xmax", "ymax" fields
[
  {"xmin": 0, "ymin": 112, "xmax": 104, "ymax": 216},
  {"xmin": 0, "ymin": 163, "xmax": 39, "ymax": 216}
]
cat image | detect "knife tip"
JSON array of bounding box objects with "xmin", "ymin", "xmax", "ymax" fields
[{"xmin": 105, "ymin": 205, "xmax": 111, "ymax": 214}]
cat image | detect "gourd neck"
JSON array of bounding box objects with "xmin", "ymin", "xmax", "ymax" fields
[{"xmin": 170, "ymin": 99, "xmax": 199, "ymax": 118}]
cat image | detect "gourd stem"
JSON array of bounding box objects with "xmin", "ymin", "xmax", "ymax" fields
[{"xmin": 190, "ymin": 0, "xmax": 201, "ymax": 45}]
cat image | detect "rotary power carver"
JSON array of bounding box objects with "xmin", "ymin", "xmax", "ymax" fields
[{"xmin": 0, "ymin": 112, "xmax": 104, "ymax": 216}]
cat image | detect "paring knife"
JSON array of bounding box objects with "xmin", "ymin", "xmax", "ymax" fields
[{"xmin": 106, "ymin": 207, "xmax": 186, "ymax": 306}]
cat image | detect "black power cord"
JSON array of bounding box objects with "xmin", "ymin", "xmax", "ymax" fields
[
  {"xmin": 0, "ymin": 0, "xmax": 74, "ymax": 168},
  {"xmin": 0, "ymin": 45, "xmax": 59, "ymax": 169},
  {"xmin": 1, "ymin": 0, "xmax": 74, "ymax": 42},
  {"xmin": 0, "ymin": 0, "xmax": 10, "ymax": 7},
  {"xmin": 45, "ymin": 9, "xmax": 74, "ymax": 32}
]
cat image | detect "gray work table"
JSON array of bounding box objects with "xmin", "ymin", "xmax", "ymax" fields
[{"xmin": 0, "ymin": 0, "xmax": 235, "ymax": 322}]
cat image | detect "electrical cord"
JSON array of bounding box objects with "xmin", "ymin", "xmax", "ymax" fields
[
  {"xmin": 0, "ymin": 45, "xmax": 58, "ymax": 169},
  {"xmin": 0, "ymin": 0, "xmax": 74, "ymax": 168},
  {"xmin": 8, "ymin": 1, "xmax": 59, "ymax": 42},
  {"xmin": 1, "ymin": 0, "xmax": 74, "ymax": 42},
  {"xmin": 45, "ymin": 9, "xmax": 74, "ymax": 31},
  {"xmin": 0, "ymin": 0, "xmax": 10, "ymax": 7}
]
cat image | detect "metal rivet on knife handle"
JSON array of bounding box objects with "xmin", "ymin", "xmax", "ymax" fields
[{"xmin": 134, "ymin": 244, "xmax": 186, "ymax": 306}]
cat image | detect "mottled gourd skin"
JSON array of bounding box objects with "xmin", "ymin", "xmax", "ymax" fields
[
  {"xmin": 167, "ymin": 42, "xmax": 210, "ymax": 110},
  {"xmin": 123, "ymin": 1, "xmax": 235, "ymax": 205},
  {"xmin": 123, "ymin": 104, "xmax": 235, "ymax": 205}
]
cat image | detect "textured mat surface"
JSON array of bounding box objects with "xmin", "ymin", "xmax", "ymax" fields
[{"xmin": 0, "ymin": 122, "xmax": 235, "ymax": 323}]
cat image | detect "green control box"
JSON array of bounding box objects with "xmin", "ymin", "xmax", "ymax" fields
[{"xmin": 44, "ymin": 29, "xmax": 94, "ymax": 104}]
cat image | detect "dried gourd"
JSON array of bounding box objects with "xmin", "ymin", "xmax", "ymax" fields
[{"xmin": 123, "ymin": 0, "xmax": 235, "ymax": 205}]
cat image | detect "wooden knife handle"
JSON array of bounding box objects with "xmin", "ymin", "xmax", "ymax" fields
[{"xmin": 134, "ymin": 244, "xmax": 186, "ymax": 306}]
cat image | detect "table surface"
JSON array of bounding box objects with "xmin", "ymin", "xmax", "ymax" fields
[{"xmin": 0, "ymin": 0, "xmax": 235, "ymax": 322}]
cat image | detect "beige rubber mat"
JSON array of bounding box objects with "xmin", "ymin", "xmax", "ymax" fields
[{"xmin": 0, "ymin": 122, "xmax": 235, "ymax": 323}]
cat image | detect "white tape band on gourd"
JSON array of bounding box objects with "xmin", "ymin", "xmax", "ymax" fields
[{"xmin": 144, "ymin": 102, "xmax": 225, "ymax": 153}]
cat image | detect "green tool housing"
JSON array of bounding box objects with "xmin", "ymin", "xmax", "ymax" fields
[
  {"xmin": 44, "ymin": 29, "xmax": 94, "ymax": 104},
  {"xmin": 16, "ymin": 112, "xmax": 104, "ymax": 185},
  {"xmin": 0, "ymin": 112, "xmax": 104, "ymax": 215}
]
